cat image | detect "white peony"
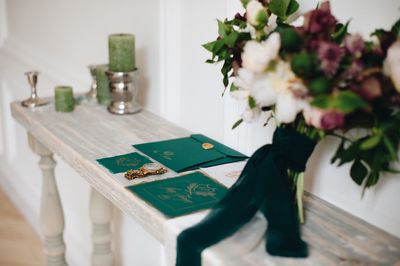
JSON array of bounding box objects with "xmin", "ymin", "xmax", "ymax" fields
[
  {"xmin": 233, "ymin": 60, "xmax": 309, "ymax": 124},
  {"xmin": 241, "ymin": 32, "xmax": 281, "ymax": 73},
  {"xmin": 275, "ymin": 92, "xmax": 302, "ymax": 123},
  {"xmin": 246, "ymin": 0, "xmax": 268, "ymax": 27},
  {"xmin": 234, "ymin": 68, "xmax": 277, "ymax": 106},
  {"xmin": 383, "ymin": 40, "xmax": 400, "ymax": 93}
]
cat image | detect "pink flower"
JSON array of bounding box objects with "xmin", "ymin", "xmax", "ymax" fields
[
  {"xmin": 303, "ymin": 107, "xmax": 345, "ymax": 130},
  {"xmin": 320, "ymin": 110, "xmax": 345, "ymax": 130},
  {"xmin": 304, "ymin": 2, "xmax": 336, "ymax": 34},
  {"xmin": 303, "ymin": 107, "xmax": 323, "ymax": 128},
  {"xmin": 318, "ymin": 41, "xmax": 343, "ymax": 77},
  {"xmin": 344, "ymin": 34, "xmax": 365, "ymax": 57}
]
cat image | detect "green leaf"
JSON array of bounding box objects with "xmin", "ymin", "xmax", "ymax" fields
[
  {"xmin": 290, "ymin": 51, "xmax": 315, "ymax": 78},
  {"xmin": 205, "ymin": 59, "xmax": 214, "ymax": 64},
  {"xmin": 269, "ymin": 0, "xmax": 291, "ymax": 18},
  {"xmin": 286, "ymin": 0, "xmax": 299, "ymax": 17},
  {"xmin": 218, "ymin": 20, "xmax": 230, "ymax": 38},
  {"xmin": 256, "ymin": 10, "xmax": 269, "ymax": 25},
  {"xmin": 392, "ymin": 18, "xmax": 400, "ymax": 37},
  {"xmin": 203, "ymin": 39, "xmax": 226, "ymax": 59},
  {"xmin": 202, "ymin": 41, "xmax": 216, "ymax": 52},
  {"xmin": 240, "ymin": 0, "xmax": 250, "ymax": 7},
  {"xmin": 232, "ymin": 118, "xmax": 243, "ymax": 129},
  {"xmin": 382, "ymin": 135, "xmax": 398, "ymax": 160},
  {"xmin": 331, "ymin": 139, "xmax": 345, "ymax": 164},
  {"xmin": 311, "ymin": 95, "xmax": 331, "ymax": 109},
  {"xmin": 336, "ymin": 140, "xmax": 362, "ymax": 166},
  {"xmin": 217, "ymin": 20, "xmax": 232, "ymax": 38},
  {"xmin": 360, "ymin": 135, "xmax": 382, "ymax": 150},
  {"xmin": 350, "ymin": 160, "xmax": 368, "ymax": 186},
  {"xmin": 248, "ymin": 96, "xmax": 257, "ymax": 108},
  {"xmin": 230, "ymin": 83, "xmax": 239, "ymax": 92},
  {"xmin": 280, "ymin": 27, "xmax": 302, "ymax": 52},
  {"xmin": 309, "ymin": 76, "xmax": 331, "ymax": 95},
  {"xmin": 224, "ymin": 31, "xmax": 240, "ymax": 47},
  {"xmin": 221, "ymin": 59, "xmax": 232, "ymax": 87},
  {"xmin": 332, "ymin": 91, "xmax": 368, "ymax": 114},
  {"xmin": 364, "ymin": 171, "xmax": 379, "ymax": 188},
  {"xmin": 331, "ymin": 21, "xmax": 350, "ymax": 43},
  {"xmin": 238, "ymin": 32, "xmax": 252, "ymax": 42}
]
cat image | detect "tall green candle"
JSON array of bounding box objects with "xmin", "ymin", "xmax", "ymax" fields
[
  {"xmin": 108, "ymin": 33, "xmax": 136, "ymax": 72},
  {"xmin": 55, "ymin": 86, "xmax": 74, "ymax": 112},
  {"xmin": 95, "ymin": 64, "xmax": 112, "ymax": 105}
]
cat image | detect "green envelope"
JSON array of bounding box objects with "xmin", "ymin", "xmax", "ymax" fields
[
  {"xmin": 127, "ymin": 172, "xmax": 228, "ymax": 217},
  {"xmin": 133, "ymin": 134, "xmax": 248, "ymax": 173}
]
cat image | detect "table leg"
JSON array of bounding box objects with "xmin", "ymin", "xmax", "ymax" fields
[
  {"xmin": 28, "ymin": 133, "xmax": 67, "ymax": 266},
  {"xmin": 90, "ymin": 188, "xmax": 113, "ymax": 266}
]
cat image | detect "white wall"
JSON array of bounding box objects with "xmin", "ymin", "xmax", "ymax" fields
[
  {"xmin": 0, "ymin": 0, "xmax": 399, "ymax": 266},
  {"xmin": 0, "ymin": 0, "xmax": 164, "ymax": 265}
]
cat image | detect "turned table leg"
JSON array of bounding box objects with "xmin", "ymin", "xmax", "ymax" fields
[
  {"xmin": 28, "ymin": 133, "xmax": 67, "ymax": 266},
  {"xmin": 90, "ymin": 188, "xmax": 113, "ymax": 266}
]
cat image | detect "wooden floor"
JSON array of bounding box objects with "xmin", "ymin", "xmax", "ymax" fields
[{"xmin": 0, "ymin": 187, "xmax": 44, "ymax": 266}]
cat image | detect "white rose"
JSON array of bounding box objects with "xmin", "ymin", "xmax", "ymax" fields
[
  {"xmin": 246, "ymin": 0, "xmax": 268, "ymax": 27},
  {"xmin": 234, "ymin": 68, "xmax": 277, "ymax": 107},
  {"xmin": 274, "ymin": 92, "xmax": 301, "ymax": 123},
  {"xmin": 383, "ymin": 40, "xmax": 400, "ymax": 93},
  {"xmin": 241, "ymin": 106, "xmax": 261, "ymax": 123},
  {"xmin": 242, "ymin": 32, "xmax": 281, "ymax": 73}
]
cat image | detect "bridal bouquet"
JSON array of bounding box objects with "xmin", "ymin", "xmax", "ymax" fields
[
  {"xmin": 204, "ymin": 0, "xmax": 400, "ymax": 192},
  {"xmin": 175, "ymin": 1, "xmax": 400, "ymax": 264}
]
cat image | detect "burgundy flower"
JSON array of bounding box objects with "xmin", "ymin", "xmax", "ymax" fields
[
  {"xmin": 318, "ymin": 41, "xmax": 343, "ymax": 76},
  {"xmin": 320, "ymin": 110, "xmax": 345, "ymax": 130},
  {"xmin": 344, "ymin": 34, "xmax": 365, "ymax": 57},
  {"xmin": 304, "ymin": 2, "xmax": 337, "ymax": 34},
  {"xmin": 234, "ymin": 12, "xmax": 246, "ymax": 21},
  {"xmin": 307, "ymin": 38, "xmax": 320, "ymax": 51}
]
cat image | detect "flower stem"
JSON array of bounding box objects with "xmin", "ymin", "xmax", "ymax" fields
[{"xmin": 296, "ymin": 172, "xmax": 305, "ymax": 224}]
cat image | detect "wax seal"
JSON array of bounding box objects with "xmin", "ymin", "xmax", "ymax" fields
[{"xmin": 202, "ymin": 143, "xmax": 214, "ymax": 150}]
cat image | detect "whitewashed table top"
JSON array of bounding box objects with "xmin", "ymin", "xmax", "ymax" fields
[{"xmin": 11, "ymin": 100, "xmax": 400, "ymax": 265}]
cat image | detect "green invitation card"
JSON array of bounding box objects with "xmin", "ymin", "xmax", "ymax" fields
[
  {"xmin": 127, "ymin": 172, "xmax": 228, "ymax": 218},
  {"xmin": 133, "ymin": 134, "xmax": 247, "ymax": 172},
  {"xmin": 96, "ymin": 152, "xmax": 152, "ymax": 174}
]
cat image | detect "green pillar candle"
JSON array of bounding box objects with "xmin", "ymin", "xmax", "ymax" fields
[
  {"xmin": 95, "ymin": 64, "xmax": 112, "ymax": 105},
  {"xmin": 55, "ymin": 86, "xmax": 74, "ymax": 112},
  {"xmin": 108, "ymin": 33, "xmax": 136, "ymax": 72}
]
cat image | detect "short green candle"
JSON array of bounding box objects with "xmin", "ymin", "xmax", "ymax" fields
[
  {"xmin": 108, "ymin": 33, "xmax": 136, "ymax": 72},
  {"xmin": 55, "ymin": 86, "xmax": 74, "ymax": 112},
  {"xmin": 95, "ymin": 64, "xmax": 112, "ymax": 105}
]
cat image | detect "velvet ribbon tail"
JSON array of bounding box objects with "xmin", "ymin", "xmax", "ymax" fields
[{"xmin": 176, "ymin": 127, "xmax": 316, "ymax": 266}]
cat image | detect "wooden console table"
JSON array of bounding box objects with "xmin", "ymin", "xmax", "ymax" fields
[{"xmin": 10, "ymin": 100, "xmax": 400, "ymax": 266}]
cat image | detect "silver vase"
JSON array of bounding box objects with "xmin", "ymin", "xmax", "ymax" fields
[{"xmin": 105, "ymin": 69, "xmax": 141, "ymax": 115}]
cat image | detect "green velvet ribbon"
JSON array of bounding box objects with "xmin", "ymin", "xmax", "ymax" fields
[{"xmin": 176, "ymin": 127, "xmax": 316, "ymax": 266}]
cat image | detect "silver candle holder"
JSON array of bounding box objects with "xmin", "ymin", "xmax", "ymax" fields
[
  {"xmin": 105, "ymin": 69, "xmax": 141, "ymax": 115},
  {"xmin": 85, "ymin": 64, "xmax": 97, "ymax": 100},
  {"xmin": 21, "ymin": 71, "xmax": 49, "ymax": 108}
]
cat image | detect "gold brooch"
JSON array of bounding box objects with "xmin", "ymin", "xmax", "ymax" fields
[
  {"xmin": 202, "ymin": 143, "xmax": 214, "ymax": 150},
  {"xmin": 124, "ymin": 163, "xmax": 168, "ymax": 180}
]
